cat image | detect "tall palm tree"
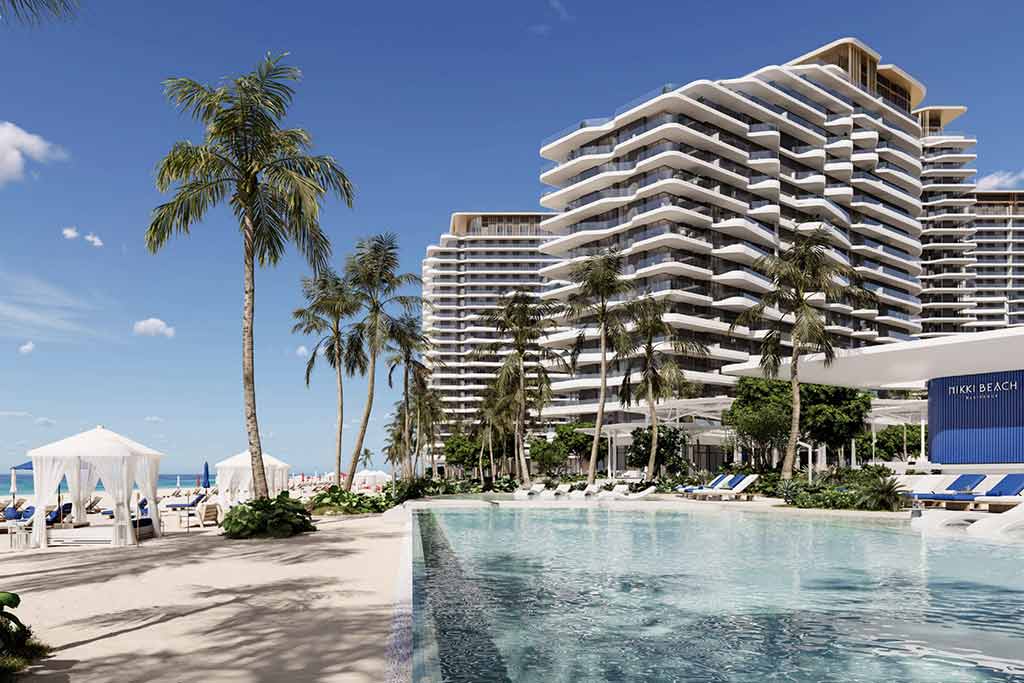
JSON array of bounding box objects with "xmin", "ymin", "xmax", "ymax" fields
[
  {"xmin": 478, "ymin": 290, "xmax": 565, "ymax": 487},
  {"xmin": 1, "ymin": 0, "xmax": 76, "ymax": 24},
  {"xmin": 412, "ymin": 379, "xmax": 445, "ymax": 478},
  {"xmin": 619, "ymin": 296, "xmax": 708, "ymax": 479},
  {"xmin": 357, "ymin": 447, "xmax": 374, "ymax": 469},
  {"xmin": 344, "ymin": 233, "xmax": 419, "ymax": 491},
  {"xmin": 292, "ymin": 269, "xmax": 366, "ymax": 485},
  {"xmin": 386, "ymin": 314, "xmax": 430, "ymax": 480},
  {"xmin": 733, "ymin": 228, "xmax": 875, "ymax": 480},
  {"xmin": 565, "ymin": 250, "xmax": 633, "ymax": 485},
  {"xmin": 147, "ymin": 54, "xmax": 353, "ymax": 497},
  {"xmin": 475, "ymin": 382, "xmax": 515, "ymax": 480}
]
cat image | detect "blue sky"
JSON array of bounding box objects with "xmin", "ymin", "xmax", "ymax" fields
[{"xmin": 3, "ymin": 0, "xmax": 1023, "ymax": 473}]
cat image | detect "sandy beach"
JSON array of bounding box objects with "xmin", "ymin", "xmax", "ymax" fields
[{"xmin": 4, "ymin": 512, "xmax": 407, "ymax": 682}]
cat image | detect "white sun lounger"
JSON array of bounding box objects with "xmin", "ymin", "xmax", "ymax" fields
[
  {"xmin": 716, "ymin": 474, "xmax": 760, "ymax": 501},
  {"xmin": 539, "ymin": 483, "xmax": 573, "ymax": 498},
  {"xmin": 568, "ymin": 484, "xmax": 602, "ymax": 499},
  {"xmin": 597, "ymin": 484, "xmax": 630, "ymax": 500},
  {"xmin": 513, "ymin": 483, "xmax": 548, "ymax": 499},
  {"xmin": 616, "ymin": 485, "xmax": 657, "ymax": 500}
]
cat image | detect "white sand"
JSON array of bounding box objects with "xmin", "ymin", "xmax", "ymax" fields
[{"xmin": 6, "ymin": 513, "xmax": 407, "ymax": 682}]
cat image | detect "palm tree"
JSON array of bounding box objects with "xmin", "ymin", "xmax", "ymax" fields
[
  {"xmin": 564, "ymin": 250, "xmax": 633, "ymax": 485},
  {"xmin": 477, "ymin": 291, "xmax": 566, "ymax": 486},
  {"xmin": 147, "ymin": 54, "xmax": 353, "ymax": 497},
  {"xmin": 1, "ymin": 0, "xmax": 76, "ymax": 24},
  {"xmin": 386, "ymin": 314, "xmax": 430, "ymax": 480},
  {"xmin": 619, "ymin": 296, "xmax": 708, "ymax": 479},
  {"xmin": 292, "ymin": 270, "xmax": 366, "ymax": 485},
  {"xmin": 357, "ymin": 447, "xmax": 374, "ymax": 469},
  {"xmin": 412, "ymin": 379, "xmax": 445, "ymax": 478},
  {"xmin": 344, "ymin": 234, "xmax": 419, "ymax": 491},
  {"xmin": 733, "ymin": 228, "xmax": 875, "ymax": 480},
  {"xmin": 475, "ymin": 382, "xmax": 515, "ymax": 480}
]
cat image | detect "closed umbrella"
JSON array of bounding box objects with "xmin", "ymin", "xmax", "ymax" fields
[
  {"xmin": 176, "ymin": 475, "xmax": 181, "ymax": 489},
  {"xmin": 202, "ymin": 461, "xmax": 210, "ymax": 489},
  {"xmin": 9, "ymin": 467, "xmax": 15, "ymax": 507}
]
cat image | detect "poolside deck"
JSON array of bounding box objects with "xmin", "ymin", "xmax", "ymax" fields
[{"xmin": 7, "ymin": 514, "xmax": 407, "ymax": 682}]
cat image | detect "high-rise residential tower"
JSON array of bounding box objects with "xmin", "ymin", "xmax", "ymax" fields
[
  {"xmin": 966, "ymin": 191, "xmax": 1024, "ymax": 330},
  {"xmin": 422, "ymin": 212, "xmax": 557, "ymax": 442},
  {"xmin": 536, "ymin": 38, "xmax": 927, "ymax": 430},
  {"xmin": 915, "ymin": 106, "xmax": 978, "ymax": 337}
]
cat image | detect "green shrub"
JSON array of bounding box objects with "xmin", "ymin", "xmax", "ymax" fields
[
  {"xmin": 855, "ymin": 473, "xmax": 906, "ymax": 512},
  {"xmin": 489, "ymin": 475, "xmax": 519, "ymax": 493},
  {"xmin": 0, "ymin": 591, "xmax": 49, "ymax": 677},
  {"xmin": 222, "ymin": 492, "xmax": 316, "ymax": 539},
  {"xmin": 309, "ymin": 486, "xmax": 392, "ymax": 514}
]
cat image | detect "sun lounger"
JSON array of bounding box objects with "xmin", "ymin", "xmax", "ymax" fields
[
  {"xmin": 568, "ymin": 484, "xmax": 602, "ymax": 499},
  {"xmin": 617, "ymin": 486, "xmax": 657, "ymax": 500},
  {"xmin": 513, "ymin": 483, "xmax": 548, "ymax": 499},
  {"xmin": 45, "ymin": 502, "xmax": 73, "ymax": 526},
  {"xmin": 688, "ymin": 473, "xmax": 745, "ymax": 499},
  {"xmin": 677, "ymin": 474, "xmax": 727, "ymax": 495},
  {"xmin": 909, "ymin": 474, "xmax": 987, "ymax": 507},
  {"xmin": 598, "ymin": 483, "xmax": 626, "ymax": 499},
  {"xmin": 83, "ymin": 496, "xmax": 103, "ymax": 514},
  {"xmin": 166, "ymin": 493, "xmax": 206, "ymax": 510},
  {"xmin": 539, "ymin": 483, "xmax": 573, "ymax": 498},
  {"xmin": 3, "ymin": 503, "xmax": 23, "ymax": 521},
  {"xmin": 716, "ymin": 474, "xmax": 760, "ymax": 501},
  {"xmin": 971, "ymin": 473, "xmax": 1024, "ymax": 512}
]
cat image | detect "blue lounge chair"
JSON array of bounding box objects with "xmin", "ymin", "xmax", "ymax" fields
[
  {"xmin": 909, "ymin": 474, "xmax": 985, "ymax": 502},
  {"xmin": 45, "ymin": 502, "xmax": 73, "ymax": 526},
  {"xmin": 693, "ymin": 474, "xmax": 748, "ymax": 498},
  {"xmin": 3, "ymin": 506, "xmax": 21, "ymax": 521},
  {"xmin": 924, "ymin": 474, "xmax": 1024, "ymax": 511},
  {"xmin": 19, "ymin": 506, "xmax": 35, "ymax": 520},
  {"xmin": 166, "ymin": 493, "xmax": 205, "ymax": 511},
  {"xmin": 677, "ymin": 473, "xmax": 728, "ymax": 494}
]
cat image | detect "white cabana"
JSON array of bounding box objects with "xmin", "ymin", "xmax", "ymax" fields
[
  {"xmin": 215, "ymin": 451, "xmax": 291, "ymax": 509},
  {"xmin": 26, "ymin": 426, "xmax": 163, "ymax": 548},
  {"xmin": 351, "ymin": 469, "xmax": 392, "ymax": 491}
]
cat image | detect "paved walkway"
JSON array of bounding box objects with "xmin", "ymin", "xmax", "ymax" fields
[{"xmin": 8, "ymin": 514, "xmax": 407, "ymax": 682}]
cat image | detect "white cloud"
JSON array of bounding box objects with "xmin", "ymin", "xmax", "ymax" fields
[
  {"xmin": 977, "ymin": 170, "xmax": 1024, "ymax": 191},
  {"xmin": 0, "ymin": 411, "xmax": 31, "ymax": 418},
  {"xmin": 296, "ymin": 345, "xmax": 309, "ymax": 357},
  {"xmin": 34, "ymin": 417, "xmax": 55, "ymax": 427},
  {"xmin": 84, "ymin": 233, "xmax": 103, "ymax": 248},
  {"xmin": 0, "ymin": 121, "xmax": 68, "ymax": 187},
  {"xmin": 0, "ymin": 269, "xmax": 103, "ymax": 342},
  {"xmin": 144, "ymin": 415, "xmax": 164, "ymax": 423},
  {"xmin": 548, "ymin": 0, "xmax": 572, "ymax": 21},
  {"xmin": 133, "ymin": 318, "xmax": 175, "ymax": 338},
  {"xmin": 62, "ymin": 226, "xmax": 79, "ymax": 240},
  {"xmin": 17, "ymin": 340, "xmax": 34, "ymax": 354}
]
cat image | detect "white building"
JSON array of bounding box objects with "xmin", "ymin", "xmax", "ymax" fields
[
  {"xmin": 422, "ymin": 212, "xmax": 557, "ymax": 441},
  {"xmin": 536, "ymin": 37, "xmax": 928, "ymax": 425},
  {"xmin": 966, "ymin": 191, "xmax": 1024, "ymax": 330},
  {"xmin": 915, "ymin": 106, "xmax": 978, "ymax": 337}
]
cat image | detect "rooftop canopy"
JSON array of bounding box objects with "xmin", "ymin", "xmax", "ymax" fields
[{"xmin": 721, "ymin": 328, "xmax": 1024, "ymax": 390}]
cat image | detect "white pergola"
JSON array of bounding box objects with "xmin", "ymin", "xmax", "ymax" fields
[
  {"xmin": 867, "ymin": 399, "xmax": 928, "ymax": 461},
  {"xmin": 27, "ymin": 426, "xmax": 162, "ymax": 548},
  {"xmin": 215, "ymin": 451, "xmax": 291, "ymax": 509}
]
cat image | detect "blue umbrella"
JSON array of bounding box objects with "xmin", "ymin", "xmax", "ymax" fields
[{"xmin": 201, "ymin": 462, "xmax": 210, "ymax": 489}]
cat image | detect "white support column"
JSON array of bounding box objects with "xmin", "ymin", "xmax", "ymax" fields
[
  {"xmin": 771, "ymin": 447, "xmax": 779, "ymax": 468},
  {"xmin": 871, "ymin": 422, "xmax": 877, "ymax": 460},
  {"xmin": 607, "ymin": 433, "xmax": 614, "ymax": 479},
  {"xmin": 850, "ymin": 437, "xmax": 858, "ymax": 469},
  {"xmin": 732, "ymin": 442, "xmax": 741, "ymax": 465},
  {"xmin": 919, "ymin": 415, "xmax": 926, "ymax": 461}
]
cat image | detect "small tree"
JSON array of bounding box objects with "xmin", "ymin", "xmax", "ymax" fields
[
  {"xmin": 442, "ymin": 429, "xmax": 481, "ymax": 475},
  {"xmin": 625, "ymin": 425, "xmax": 689, "ymax": 475},
  {"xmin": 552, "ymin": 422, "xmax": 604, "ymax": 475},
  {"xmin": 527, "ymin": 436, "xmax": 569, "ymax": 476}
]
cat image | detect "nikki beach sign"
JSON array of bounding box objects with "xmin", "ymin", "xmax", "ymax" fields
[{"xmin": 948, "ymin": 379, "xmax": 1020, "ymax": 399}]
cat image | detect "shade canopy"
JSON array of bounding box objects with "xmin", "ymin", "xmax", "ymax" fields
[
  {"xmin": 351, "ymin": 469, "xmax": 392, "ymax": 490},
  {"xmin": 215, "ymin": 450, "xmax": 291, "ymax": 508},
  {"xmin": 26, "ymin": 426, "xmax": 163, "ymax": 548},
  {"xmin": 722, "ymin": 327, "xmax": 1024, "ymax": 390}
]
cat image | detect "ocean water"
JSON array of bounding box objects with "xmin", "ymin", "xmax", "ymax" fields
[
  {"xmin": 413, "ymin": 507, "xmax": 1024, "ymax": 682},
  {"xmin": 5, "ymin": 474, "xmax": 206, "ymax": 497}
]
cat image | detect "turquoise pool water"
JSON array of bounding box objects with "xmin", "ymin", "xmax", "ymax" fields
[{"xmin": 412, "ymin": 507, "xmax": 1024, "ymax": 682}]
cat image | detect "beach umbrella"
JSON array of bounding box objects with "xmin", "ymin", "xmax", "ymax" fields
[
  {"xmin": 9, "ymin": 467, "xmax": 15, "ymax": 506},
  {"xmin": 176, "ymin": 475, "xmax": 181, "ymax": 489},
  {"xmin": 202, "ymin": 461, "xmax": 210, "ymax": 489}
]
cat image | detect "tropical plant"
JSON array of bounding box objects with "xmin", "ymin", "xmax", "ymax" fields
[
  {"xmin": 222, "ymin": 492, "xmax": 316, "ymax": 539},
  {"xmin": 0, "ymin": 591, "xmax": 29, "ymax": 655},
  {"xmin": 477, "ymin": 290, "xmax": 567, "ymax": 486},
  {"xmin": 344, "ymin": 233, "xmax": 419, "ymax": 490},
  {"xmin": 565, "ymin": 250, "xmax": 633, "ymax": 485},
  {"xmin": 527, "ymin": 435, "xmax": 569, "ymax": 476},
  {"xmin": 386, "ymin": 313, "xmax": 430, "ymax": 479},
  {"xmin": 292, "ymin": 269, "xmax": 366, "ymax": 484},
  {"xmin": 308, "ymin": 486, "xmax": 390, "ymax": 514},
  {"xmin": 732, "ymin": 229, "xmax": 875, "ymax": 480},
  {"xmin": 624, "ymin": 425, "xmax": 690, "ymax": 475},
  {"xmin": 474, "ymin": 381, "xmax": 515, "ymax": 479},
  {"xmin": 357, "ymin": 447, "xmax": 374, "ymax": 469},
  {"xmin": 412, "ymin": 380, "xmax": 445, "ymax": 477},
  {"xmin": 854, "ymin": 473, "xmax": 906, "ymax": 511},
  {"xmin": 147, "ymin": 54, "xmax": 354, "ymax": 497},
  {"xmin": 618, "ymin": 296, "xmax": 707, "ymax": 477},
  {"xmin": 0, "ymin": 0, "xmax": 75, "ymax": 24}
]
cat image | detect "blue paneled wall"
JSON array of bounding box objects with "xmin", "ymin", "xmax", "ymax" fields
[{"xmin": 928, "ymin": 370, "xmax": 1024, "ymax": 464}]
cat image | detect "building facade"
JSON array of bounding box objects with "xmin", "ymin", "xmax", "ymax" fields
[
  {"xmin": 536, "ymin": 37, "xmax": 929, "ymax": 426},
  {"xmin": 422, "ymin": 212, "xmax": 557, "ymax": 441},
  {"xmin": 915, "ymin": 106, "xmax": 978, "ymax": 337},
  {"xmin": 967, "ymin": 191, "xmax": 1024, "ymax": 329}
]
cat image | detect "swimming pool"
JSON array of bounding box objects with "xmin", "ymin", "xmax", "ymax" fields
[{"xmin": 412, "ymin": 506, "xmax": 1024, "ymax": 682}]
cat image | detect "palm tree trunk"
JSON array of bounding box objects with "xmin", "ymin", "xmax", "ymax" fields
[
  {"xmin": 518, "ymin": 355, "xmax": 532, "ymax": 487},
  {"xmin": 478, "ymin": 435, "xmax": 486, "ymax": 482},
  {"xmin": 346, "ymin": 349, "xmax": 377, "ymax": 491},
  {"xmin": 334, "ymin": 342, "xmax": 344, "ymax": 487},
  {"xmin": 242, "ymin": 226, "xmax": 269, "ymax": 498},
  {"xmin": 403, "ymin": 364, "xmax": 412, "ymax": 480},
  {"xmin": 782, "ymin": 349, "xmax": 801, "ymax": 480},
  {"xmin": 488, "ymin": 426, "xmax": 495, "ymax": 479},
  {"xmin": 645, "ymin": 381, "xmax": 659, "ymax": 479},
  {"xmin": 413, "ymin": 406, "xmax": 423, "ymax": 478},
  {"xmin": 587, "ymin": 324, "xmax": 608, "ymax": 485}
]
